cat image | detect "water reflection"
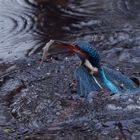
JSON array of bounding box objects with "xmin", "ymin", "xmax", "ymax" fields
[
  {"xmin": 35, "ymin": 0, "xmax": 72, "ymax": 40},
  {"xmin": 0, "ymin": 0, "xmax": 140, "ymax": 139},
  {"xmin": 0, "ymin": 0, "xmax": 140, "ymax": 63},
  {"xmin": 0, "ymin": 0, "xmax": 73, "ymax": 63},
  {"xmin": 0, "ymin": 0, "xmax": 39, "ymax": 62},
  {"xmin": 34, "ymin": 0, "xmax": 69, "ymax": 7}
]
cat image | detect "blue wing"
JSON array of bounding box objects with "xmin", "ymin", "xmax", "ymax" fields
[{"xmin": 74, "ymin": 66, "xmax": 140, "ymax": 96}]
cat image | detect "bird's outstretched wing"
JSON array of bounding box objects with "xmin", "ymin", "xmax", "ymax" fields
[{"xmin": 75, "ymin": 66, "xmax": 140, "ymax": 96}]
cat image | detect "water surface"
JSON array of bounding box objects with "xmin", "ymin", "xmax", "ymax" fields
[
  {"xmin": 0, "ymin": 0, "xmax": 140, "ymax": 63},
  {"xmin": 0, "ymin": 0, "xmax": 140, "ymax": 139}
]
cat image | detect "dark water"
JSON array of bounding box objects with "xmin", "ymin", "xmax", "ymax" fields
[
  {"xmin": 0, "ymin": 0, "xmax": 140, "ymax": 62},
  {"xmin": 0, "ymin": 0, "xmax": 140, "ymax": 139}
]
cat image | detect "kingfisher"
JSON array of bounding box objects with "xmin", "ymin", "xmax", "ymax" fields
[{"xmin": 40, "ymin": 40, "xmax": 139, "ymax": 96}]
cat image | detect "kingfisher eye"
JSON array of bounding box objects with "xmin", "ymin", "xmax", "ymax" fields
[{"xmin": 75, "ymin": 45, "xmax": 79, "ymax": 48}]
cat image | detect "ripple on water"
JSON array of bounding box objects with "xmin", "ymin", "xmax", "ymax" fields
[
  {"xmin": 0, "ymin": 0, "xmax": 140, "ymax": 139},
  {"xmin": 57, "ymin": 0, "xmax": 140, "ymax": 43},
  {"xmin": 0, "ymin": 0, "xmax": 42, "ymax": 62},
  {"xmin": 115, "ymin": 0, "xmax": 140, "ymax": 15},
  {"xmin": 0, "ymin": 0, "xmax": 140, "ymax": 62},
  {"xmin": 0, "ymin": 13, "xmax": 35, "ymax": 39}
]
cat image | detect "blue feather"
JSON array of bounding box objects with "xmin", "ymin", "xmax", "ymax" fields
[
  {"xmin": 75, "ymin": 41, "xmax": 139, "ymax": 95},
  {"xmin": 99, "ymin": 68, "xmax": 119, "ymax": 94},
  {"xmin": 75, "ymin": 66, "xmax": 140, "ymax": 96},
  {"xmin": 75, "ymin": 41, "xmax": 101, "ymax": 68}
]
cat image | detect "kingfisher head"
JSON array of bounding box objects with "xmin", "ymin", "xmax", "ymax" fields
[{"xmin": 74, "ymin": 41, "xmax": 101, "ymax": 69}]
